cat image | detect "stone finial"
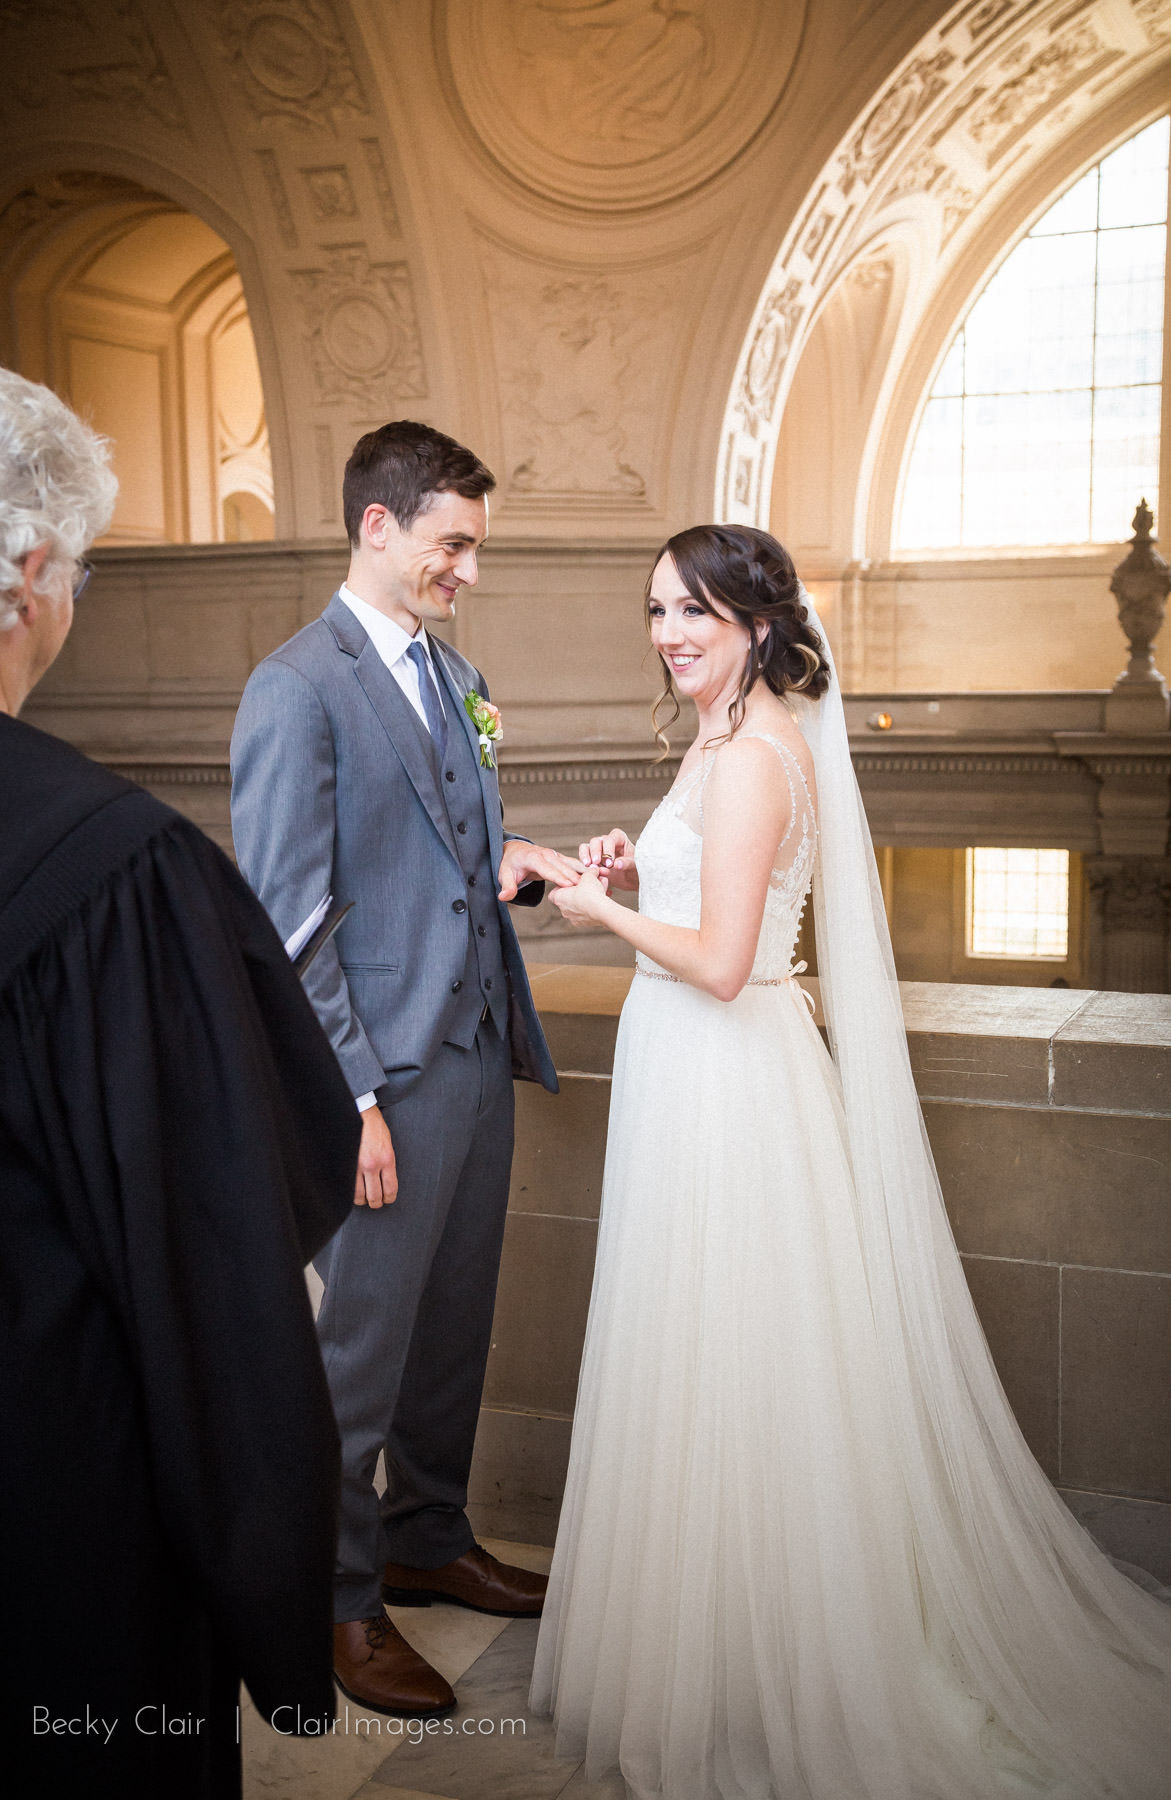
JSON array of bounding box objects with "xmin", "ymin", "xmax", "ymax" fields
[{"xmin": 1105, "ymin": 499, "xmax": 1171, "ymax": 735}]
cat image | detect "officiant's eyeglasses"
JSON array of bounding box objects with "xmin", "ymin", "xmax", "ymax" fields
[{"xmin": 72, "ymin": 561, "xmax": 93, "ymax": 600}]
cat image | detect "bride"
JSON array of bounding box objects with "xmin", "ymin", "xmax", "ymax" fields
[{"xmin": 529, "ymin": 524, "xmax": 1171, "ymax": 1800}]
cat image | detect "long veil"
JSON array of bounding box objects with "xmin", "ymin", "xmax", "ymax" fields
[{"xmin": 790, "ymin": 588, "xmax": 1171, "ymax": 1794}]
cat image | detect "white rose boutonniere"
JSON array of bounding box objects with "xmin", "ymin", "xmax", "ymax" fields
[{"xmin": 464, "ymin": 690, "xmax": 503, "ymax": 769}]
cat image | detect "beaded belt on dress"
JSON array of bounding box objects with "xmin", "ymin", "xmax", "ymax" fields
[{"xmin": 635, "ymin": 958, "xmax": 816, "ymax": 1013}]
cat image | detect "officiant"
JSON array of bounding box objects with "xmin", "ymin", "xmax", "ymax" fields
[{"xmin": 0, "ymin": 369, "xmax": 359, "ymax": 1797}]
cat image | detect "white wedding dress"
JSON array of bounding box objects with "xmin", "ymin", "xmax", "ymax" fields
[{"xmin": 531, "ymin": 729, "xmax": 1171, "ymax": 1800}]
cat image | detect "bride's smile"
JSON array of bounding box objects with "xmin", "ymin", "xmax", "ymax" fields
[{"xmin": 647, "ymin": 555, "xmax": 750, "ymax": 713}]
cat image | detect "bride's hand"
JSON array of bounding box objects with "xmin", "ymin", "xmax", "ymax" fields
[
  {"xmin": 579, "ymin": 828, "xmax": 638, "ymax": 891},
  {"xmin": 550, "ymin": 866, "xmax": 612, "ymax": 927}
]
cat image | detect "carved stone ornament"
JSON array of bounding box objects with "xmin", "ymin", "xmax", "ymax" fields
[
  {"xmin": 360, "ymin": 139, "xmax": 401, "ymax": 236},
  {"xmin": 1, "ymin": 0, "xmax": 185, "ymax": 129},
  {"xmin": 483, "ymin": 244, "xmax": 685, "ymax": 506},
  {"xmin": 255, "ymin": 149, "xmax": 298, "ymax": 249},
  {"xmin": 738, "ymin": 279, "xmax": 804, "ymax": 438},
  {"xmin": 1132, "ymin": 0, "xmax": 1171, "ymax": 41},
  {"xmin": 439, "ymin": 0, "xmax": 805, "ymax": 210},
  {"xmin": 1110, "ymin": 500, "xmax": 1171, "ymax": 686},
  {"xmin": 212, "ymin": 0, "xmax": 369, "ymax": 134},
  {"xmin": 964, "ymin": 22, "xmax": 1116, "ymax": 159},
  {"xmin": 291, "ymin": 247, "xmax": 426, "ymax": 408},
  {"xmin": 302, "ymin": 164, "xmax": 358, "ymax": 222},
  {"xmin": 839, "ymin": 50, "xmax": 955, "ymax": 195}
]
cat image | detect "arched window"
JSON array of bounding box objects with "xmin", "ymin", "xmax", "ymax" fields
[{"xmin": 897, "ymin": 117, "xmax": 1169, "ymax": 551}]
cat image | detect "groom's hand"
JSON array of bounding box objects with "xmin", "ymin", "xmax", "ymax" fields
[
  {"xmin": 355, "ymin": 1104, "xmax": 398, "ymax": 1207},
  {"xmin": 497, "ymin": 840, "xmax": 583, "ymax": 902}
]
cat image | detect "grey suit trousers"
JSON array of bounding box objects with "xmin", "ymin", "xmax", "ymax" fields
[{"xmin": 313, "ymin": 1012, "xmax": 515, "ymax": 1623}]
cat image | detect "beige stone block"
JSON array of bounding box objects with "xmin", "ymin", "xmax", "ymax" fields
[
  {"xmin": 1052, "ymin": 991, "xmax": 1171, "ymax": 1115},
  {"xmin": 961, "ymin": 1256, "xmax": 1059, "ymax": 1479},
  {"xmin": 483, "ymin": 1213, "xmax": 597, "ymax": 1415},
  {"xmin": 510, "ymin": 1077, "xmax": 610, "ymax": 1220},
  {"xmin": 900, "ymin": 983, "xmax": 1089, "ymax": 1105},
  {"xmin": 925, "ymin": 1103, "xmax": 1171, "ymax": 1272},
  {"xmin": 1060, "ymin": 1269, "xmax": 1171, "ymax": 1501},
  {"xmin": 468, "ymin": 1409, "xmax": 570, "ymax": 1546}
]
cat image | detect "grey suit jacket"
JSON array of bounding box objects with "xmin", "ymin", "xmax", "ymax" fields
[{"xmin": 230, "ymin": 593, "xmax": 557, "ymax": 1100}]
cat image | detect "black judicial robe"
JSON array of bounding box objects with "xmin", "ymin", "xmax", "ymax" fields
[{"xmin": 0, "ymin": 713, "xmax": 359, "ymax": 1797}]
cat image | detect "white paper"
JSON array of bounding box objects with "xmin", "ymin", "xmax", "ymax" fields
[{"xmin": 284, "ymin": 892, "xmax": 331, "ymax": 960}]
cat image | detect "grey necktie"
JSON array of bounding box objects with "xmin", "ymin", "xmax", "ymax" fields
[{"xmin": 406, "ymin": 639, "xmax": 448, "ymax": 755}]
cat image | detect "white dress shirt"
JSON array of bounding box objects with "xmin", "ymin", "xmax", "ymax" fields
[
  {"xmin": 336, "ymin": 584, "xmax": 447, "ymax": 1115},
  {"xmin": 338, "ymin": 583, "xmax": 445, "ymax": 729}
]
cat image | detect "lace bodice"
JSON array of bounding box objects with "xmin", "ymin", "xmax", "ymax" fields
[{"xmin": 633, "ymin": 732, "xmax": 817, "ymax": 984}]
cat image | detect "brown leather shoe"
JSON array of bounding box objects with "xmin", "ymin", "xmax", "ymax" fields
[
  {"xmin": 382, "ymin": 1542, "xmax": 547, "ymax": 1615},
  {"xmin": 332, "ymin": 1615, "xmax": 455, "ymax": 1716}
]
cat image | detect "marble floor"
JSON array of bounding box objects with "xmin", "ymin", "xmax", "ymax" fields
[{"xmin": 242, "ymin": 1540, "xmax": 621, "ymax": 1800}]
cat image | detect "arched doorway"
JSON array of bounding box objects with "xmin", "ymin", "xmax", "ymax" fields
[{"xmin": 0, "ymin": 172, "xmax": 273, "ymax": 545}]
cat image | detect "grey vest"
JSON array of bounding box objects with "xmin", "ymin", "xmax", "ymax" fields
[{"xmin": 437, "ymin": 705, "xmax": 509, "ymax": 1048}]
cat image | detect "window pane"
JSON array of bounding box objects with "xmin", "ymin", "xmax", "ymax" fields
[
  {"xmin": 899, "ymin": 395, "xmax": 963, "ymax": 547},
  {"xmin": 967, "ymin": 848, "xmax": 1069, "ymax": 959},
  {"xmin": 1097, "ymin": 116, "xmax": 1170, "ymax": 230},
  {"xmin": 1094, "ymin": 224, "xmax": 1166, "ymax": 387},
  {"xmin": 1032, "ymin": 167, "xmax": 1099, "ymax": 235},
  {"xmin": 964, "ymin": 234, "xmax": 1096, "ymax": 393},
  {"xmin": 1090, "ymin": 383, "xmax": 1162, "ymax": 542},
  {"xmin": 962, "ymin": 389, "xmax": 1092, "ymax": 545}
]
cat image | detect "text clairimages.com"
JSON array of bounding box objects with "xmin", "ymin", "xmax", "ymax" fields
[{"xmin": 31, "ymin": 1706, "xmax": 527, "ymax": 1745}]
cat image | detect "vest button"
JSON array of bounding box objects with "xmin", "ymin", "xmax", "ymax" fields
[
  {"xmin": 477, "ymin": 925, "xmax": 486, "ymax": 937},
  {"xmin": 468, "ymin": 875, "xmax": 477, "ymax": 887},
  {"xmin": 445, "ymin": 770, "xmax": 456, "ymax": 782},
  {"xmin": 451, "ymin": 980, "xmax": 462, "ymax": 993},
  {"xmin": 484, "ymin": 978, "xmax": 493, "ymax": 990},
  {"xmin": 457, "ymin": 821, "xmax": 467, "ymax": 834},
  {"xmin": 452, "ymin": 899, "xmax": 467, "ymax": 914}
]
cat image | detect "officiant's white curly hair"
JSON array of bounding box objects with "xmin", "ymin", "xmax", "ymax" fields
[{"xmin": 0, "ymin": 368, "xmax": 117, "ymax": 630}]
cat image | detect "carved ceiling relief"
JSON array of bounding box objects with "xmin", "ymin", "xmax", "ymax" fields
[
  {"xmin": 482, "ymin": 247, "xmax": 686, "ymax": 508},
  {"xmin": 209, "ymin": 0, "xmax": 369, "ymax": 134},
  {"xmin": 440, "ymin": 0, "xmax": 804, "ymax": 210},
  {"xmin": 291, "ymin": 245, "xmax": 426, "ymax": 410},
  {"xmin": 1, "ymin": 0, "xmax": 185, "ymax": 130}
]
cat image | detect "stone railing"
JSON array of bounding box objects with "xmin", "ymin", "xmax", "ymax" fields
[{"xmin": 468, "ymin": 967, "xmax": 1171, "ymax": 1580}]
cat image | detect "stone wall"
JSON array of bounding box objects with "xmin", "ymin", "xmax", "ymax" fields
[{"xmin": 468, "ymin": 968, "xmax": 1171, "ymax": 1579}]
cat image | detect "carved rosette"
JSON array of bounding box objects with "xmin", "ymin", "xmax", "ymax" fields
[
  {"xmin": 439, "ymin": 0, "xmax": 804, "ymax": 210},
  {"xmin": 212, "ymin": 0, "xmax": 368, "ymax": 133},
  {"xmin": 291, "ymin": 248, "xmax": 427, "ymax": 408}
]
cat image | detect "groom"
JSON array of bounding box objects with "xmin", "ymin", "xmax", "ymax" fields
[{"xmin": 231, "ymin": 420, "xmax": 576, "ymax": 1714}]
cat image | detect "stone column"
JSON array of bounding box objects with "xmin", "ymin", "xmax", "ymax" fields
[{"xmin": 1085, "ymin": 857, "xmax": 1171, "ymax": 994}]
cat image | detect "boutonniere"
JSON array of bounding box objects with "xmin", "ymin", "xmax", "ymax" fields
[{"xmin": 464, "ymin": 690, "xmax": 503, "ymax": 769}]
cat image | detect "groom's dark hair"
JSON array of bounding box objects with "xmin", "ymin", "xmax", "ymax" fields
[{"xmin": 343, "ymin": 420, "xmax": 496, "ymax": 545}]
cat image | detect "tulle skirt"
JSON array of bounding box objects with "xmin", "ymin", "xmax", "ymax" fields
[{"xmin": 530, "ymin": 974, "xmax": 1171, "ymax": 1800}]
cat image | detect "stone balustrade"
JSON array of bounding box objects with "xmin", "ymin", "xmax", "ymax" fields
[{"xmin": 468, "ymin": 967, "xmax": 1171, "ymax": 1579}]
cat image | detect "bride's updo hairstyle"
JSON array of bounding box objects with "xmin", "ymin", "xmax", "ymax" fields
[{"xmin": 647, "ymin": 523, "xmax": 829, "ymax": 756}]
